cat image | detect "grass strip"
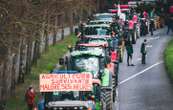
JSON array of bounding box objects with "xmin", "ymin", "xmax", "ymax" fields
[{"xmin": 164, "ymin": 39, "xmax": 173, "ymax": 80}]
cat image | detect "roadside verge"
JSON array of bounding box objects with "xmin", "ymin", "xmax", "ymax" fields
[
  {"xmin": 164, "ymin": 39, "xmax": 173, "ymax": 80},
  {"xmin": 6, "ymin": 34, "xmax": 77, "ymax": 110}
]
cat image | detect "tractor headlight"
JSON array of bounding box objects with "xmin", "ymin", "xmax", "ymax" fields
[
  {"xmin": 53, "ymin": 107, "xmax": 58, "ymax": 110},
  {"xmin": 58, "ymin": 107, "xmax": 63, "ymax": 110},
  {"xmin": 74, "ymin": 107, "xmax": 78, "ymax": 109}
]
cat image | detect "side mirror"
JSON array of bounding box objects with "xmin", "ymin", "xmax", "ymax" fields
[
  {"xmin": 75, "ymin": 28, "xmax": 79, "ymax": 35},
  {"xmin": 59, "ymin": 58, "xmax": 65, "ymax": 65}
]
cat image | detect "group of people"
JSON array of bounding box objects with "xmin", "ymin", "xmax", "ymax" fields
[
  {"xmin": 124, "ymin": 7, "xmax": 160, "ymax": 66},
  {"xmin": 25, "ymin": 86, "xmax": 44, "ymax": 110},
  {"xmin": 125, "ymin": 39, "xmax": 147, "ymax": 66}
]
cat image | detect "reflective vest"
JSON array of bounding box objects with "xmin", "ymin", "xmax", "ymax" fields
[
  {"xmin": 133, "ymin": 15, "xmax": 138, "ymax": 23},
  {"xmin": 111, "ymin": 51, "xmax": 118, "ymax": 62},
  {"xmin": 170, "ymin": 6, "xmax": 173, "ymax": 14},
  {"xmin": 101, "ymin": 68, "xmax": 110, "ymax": 86},
  {"xmin": 128, "ymin": 20, "xmax": 134, "ymax": 30}
]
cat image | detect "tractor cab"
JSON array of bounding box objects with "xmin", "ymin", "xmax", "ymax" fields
[
  {"xmin": 69, "ymin": 50, "xmax": 106, "ymax": 79},
  {"xmin": 84, "ymin": 35, "xmax": 119, "ymax": 53},
  {"xmin": 75, "ymin": 42, "xmax": 111, "ymax": 64}
]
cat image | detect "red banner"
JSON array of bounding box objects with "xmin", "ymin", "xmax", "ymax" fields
[{"xmin": 40, "ymin": 73, "xmax": 93, "ymax": 92}]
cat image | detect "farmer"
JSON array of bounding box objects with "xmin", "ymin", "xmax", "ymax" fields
[
  {"xmin": 126, "ymin": 40, "xmax": 134, "ymax": 66},
  {"xmin": 141, "ymin": 39, "xmax": 147, "ymax": 64},
  {"xmin": 25, "ymin": 86, "xmax": 36, "ymax": 110}
]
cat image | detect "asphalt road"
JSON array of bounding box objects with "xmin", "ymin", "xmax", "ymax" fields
[{"xmin": 116, "ymin": 28, "xmax": 173, "ymax": 110}]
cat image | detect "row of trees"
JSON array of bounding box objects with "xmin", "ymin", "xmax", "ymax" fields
[{"xmin": 0, "ymin": 0, "xmax": 100, "ymax": 107}]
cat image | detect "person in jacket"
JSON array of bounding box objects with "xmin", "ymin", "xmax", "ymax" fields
[
  {"xmin": 166, "ymin": 14, "xmax": 173, "ymax": 35},
  {"xmin": 149, "ymin": 8, "xmax": 156, "ymax": 36},
  {"xmin": 126, "ymin": 40, "xmax": 134, "ymax": 66},
  {"xmin": 37, "ymin": 95, "xmax": 44, "ymax": 110},
  {"xmin": 141, "ymin": 39, "xmax": 147, "ymax": 64},
  {"xmin": 87, "ymin": 95, "xmax": 96, "ymax": 110},
  {"xmin": 25, "ymin": 86, "xmax": 36, "ymax": 110}
]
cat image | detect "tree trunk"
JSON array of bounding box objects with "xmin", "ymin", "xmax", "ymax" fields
[
  {"xmin": 53, "ymin": 16, "xmax": 58, "ymax": 45},
  {"xmin": 33, "ymin": 39, "xmax": 41, "ymax": 65},
  {"xmin": 61, "ymin": 26, "xmax": 64, "ymax": 40},
  {"xmin": 11, "ymin": 54, "xmax": 17, "ymax": 96},
  {"xmin": 53, "ymin": 30, "xmax": 57, "ymax": 45},
  {"xmin": 1, "ymin": 61, "xmax": 7, "ymax": 110},
  {"xmin": 45, "ymin": 30, "xmax": 49, "ymax": 51},
  {"xmin": 18, "ymin": 38, "xmax": 25, "ymax": 83},
  {"xmin": 26, "ymin": 40, "xmax": 32, "ymax": 75},
  {"xmin": 0, "ymin": 62, "xmax": 5, "ymax": 110}
]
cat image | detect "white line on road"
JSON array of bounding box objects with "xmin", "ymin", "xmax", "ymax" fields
[
  {"xmin": 146, "ymin": 45, "xmax": 152, "ymax": 48},
  {"xmin": 119, "ymin": 61, "xmax": 163, "ymax": 85},
  {"xmin": 116, "ymin": 87, "xmax": 119, "ymax": 110},
  {"xmin": 148, "ymin": 36, "xmax": 160, "ymax": 41}
]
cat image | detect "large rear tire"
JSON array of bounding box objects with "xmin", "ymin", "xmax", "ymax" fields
[
  {"xmin": 112, "ymin": 76, "xmax": 117, "ymax": 102},
  {"xmin": 101, "ymin": 89, "xmax": 113, "ymax": 110}
]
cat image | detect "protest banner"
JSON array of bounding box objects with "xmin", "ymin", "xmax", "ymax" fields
[{"xmin": 40, "ymin": 73, "xmax": 93, "ymax": 92}]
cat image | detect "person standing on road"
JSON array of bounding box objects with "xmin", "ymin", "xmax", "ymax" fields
[
  {"xmin": 25, "ymin": 86, "xmax": 36, "ymax": 110},
  {"xmin": 126, "ymin": 40, "xmax": 134, "ymax": 66},
  {"xmin": 149, "ymin": 8, "xmax": 156, "ymax": 36},
  {"xmin": 166, "ymin": 14, "xmax": 173, "ymax": 35},
  {"xmin": 141, "ymin": 39, "xmax": 147, "ymax": 64}
]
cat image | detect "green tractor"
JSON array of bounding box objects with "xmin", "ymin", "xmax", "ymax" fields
[{"xmin": 66, "ymin": 49, "xmax": 114, "ymax": 110}]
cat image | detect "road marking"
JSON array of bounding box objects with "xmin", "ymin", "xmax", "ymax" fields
[
  {"xmin": 119, "ymin": 61, "xmax": 163, "ymax": 85},
  {"xmin": 146, "ymin": 45, "xmax": 152, "ymax": 48},
  {"xmin": 116, "ymin": 87, "xmax": 119, "ymax": 110},
  {"xmin": 148, "ymin": 36, "xmax": 160, "ymax": 41}
]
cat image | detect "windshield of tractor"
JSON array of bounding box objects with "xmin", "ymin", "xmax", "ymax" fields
[
  {"xmin": 95, "ymin": 15, "xmax": 113, "ymax": 21},
  {"xmin": 73, "ymin": 56, "xmax": 99, "ymax": 77},
  {"xmin": 88, "ymin": 39, "xmax": 107, "ymax": 44},
  {"xmin": 84, "ymin": 27, "xmax": 111, "ymax": 35},
  {"xmin": 79, "ymin": 47, "xmax": 105, "ymax": 55},
  {"xmin": 45, "ymin": 91, "xmax": 80, "ymax": 102},
  {"xmin": 88, "ymin": 21, "xmax": 111, "ymax": 25}
]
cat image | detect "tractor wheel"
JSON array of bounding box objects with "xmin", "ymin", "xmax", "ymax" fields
[
  {"xmin": 101, "ymin": 90, "xmax": 113, "ymax": 110},
  {"xmin": 112, "ymin": 76, "xmax": 117, "ymax": 102}
]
